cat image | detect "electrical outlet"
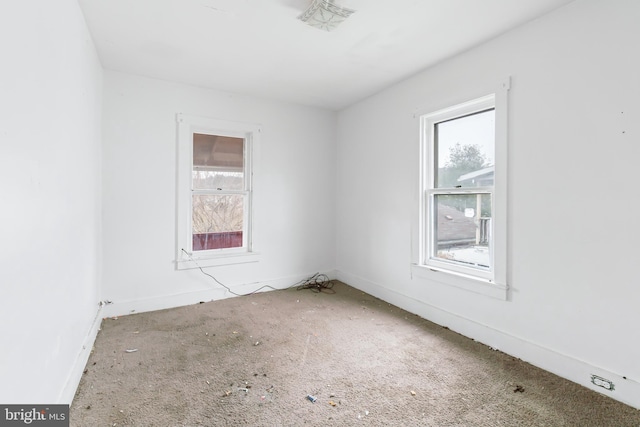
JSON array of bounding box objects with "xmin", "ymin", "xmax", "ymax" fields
[{"xmin": 591, "ymin": 375, "xmax": 614, "ymax": 391}]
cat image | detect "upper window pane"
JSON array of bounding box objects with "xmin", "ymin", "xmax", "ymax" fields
[
  {"xmin": 434, "ymin": 109, "xmax": 495, "ymax": 188},
  {"xmin": 192, "ymin": 133, "xmax": 244, "ymax": 190}
]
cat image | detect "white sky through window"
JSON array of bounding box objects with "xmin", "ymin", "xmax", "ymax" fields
[{"xmin": 437, "ymin": 109, "xmax": 495, "ymax": 168}]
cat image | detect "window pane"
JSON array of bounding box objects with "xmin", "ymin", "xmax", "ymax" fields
[
  {"xmin": 193, "ymin": 133, "xmax": 244, "ymax": 190},
  {"xmin": 192, "ymin": 194, "xmax": 244, "ymax": 250},
  {"xmin": 434, "ymin": 109, "xmax": 494, "ymax": 188},
  {"xmin": 433, "ymin": 193, "xmax": 491, "ymax": 270},
  {"xmin": 192, "ymin": 170, "xmax": 244, "ymax": 191}
]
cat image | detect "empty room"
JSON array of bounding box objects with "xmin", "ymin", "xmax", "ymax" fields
[{"xmin": 2, "ymin": 0, "xmax": 639, "ymax": 425}]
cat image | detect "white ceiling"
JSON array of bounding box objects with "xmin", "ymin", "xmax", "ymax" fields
[{"xmin": 78, "ymin": 0, "xmax": 575, "ymax": 110}]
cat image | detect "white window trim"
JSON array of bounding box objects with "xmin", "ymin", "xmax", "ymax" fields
[
  {"xmin": 413, "ymin": 78, "xmax": 510, "ymax": 300},
  {"xmin": 175, "ymin": 113, "xmax": 261, "ymax": 270}
]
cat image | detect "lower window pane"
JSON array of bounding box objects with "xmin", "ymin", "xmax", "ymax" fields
[
  {"xmin": 433, "ymin": 193, "xmax": 491, "ymax": 269},
  {"xmin": 192, "ymin": 194, "xmax": 244, "ymax": 250}
]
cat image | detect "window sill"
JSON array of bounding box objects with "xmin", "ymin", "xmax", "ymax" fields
[
  {"xmin": 411, "ymin": 263, "xmax": 508, "ymax": 300},
  {"xmin": 176, "ymin": 251, "xmax": 261, "ymax": 270}
]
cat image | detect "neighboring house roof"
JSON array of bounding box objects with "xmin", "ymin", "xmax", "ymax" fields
[
  {"xmin": 457, "ymin": 166, "xmax": 494, "ymax": 184},
  {"xmin": 437, "ymin": 204, "xmax": 476, "ymax": 243}
]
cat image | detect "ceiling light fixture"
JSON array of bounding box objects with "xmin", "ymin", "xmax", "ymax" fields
[{"xmin": 298, "ymin": 0, "xmax": 356, "ymax": 32}]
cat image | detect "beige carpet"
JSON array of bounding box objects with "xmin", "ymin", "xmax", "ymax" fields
[{"xmin": 72, "ymin": 281, "xmax": 639, "ymax": 426}]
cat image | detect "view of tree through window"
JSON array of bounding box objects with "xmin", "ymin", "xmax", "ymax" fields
[
  {"xmin": 436, "ymin": 142, "xmax": 493, "ymax": 217},
  {"xmin": 437, "ymin": 142, "xmax": 487, "ymax": 188},
  {"xmin": 192, "ymin": 193, "xmax": 244, "ymax": 234},
  {"xmin": 435, "ymin": 109, "xmax": 494, "ymax": 188}
]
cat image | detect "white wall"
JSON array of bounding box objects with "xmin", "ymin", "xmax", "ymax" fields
[
  {"xmin": 0, "ymin": 1, "xmax": 103, "ymax": 403},
  {"xmin": 4, "ymin": 0, "xmax": 636, "ymax": 409},
  {"xmin": 101, "ymin": 71, "xmax": 336, "ymax": 314},
  {"xmin": 336, "ymin": 0, "xmax": 640, "ymax": 408}
]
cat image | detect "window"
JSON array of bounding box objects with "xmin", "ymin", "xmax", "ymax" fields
[
  {"xmin": 192, "ymin": 133, "xmax": 245, "ymax": 251},
  {"xmin": 427, "ymin": 102, "xmax": 495, "ymax": 277},
  {"xmin": 176, "ymin": 114, "xmax": 260, "ymax": 269},
  {"xmin": 415, "ymin": 80, "xmax": 509, "ymax": 298}
]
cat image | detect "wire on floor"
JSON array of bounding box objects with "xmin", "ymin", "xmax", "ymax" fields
[
  {"xmin": 181, "ymin": 249, "xmax": 279, "ymax": 297},
  {"xmin": 295, "ymin": 272, "xmax": 336, "ymax": 294},
  {"xmin": 181, "ymin": 249, "xmax": 336, "ymax": 296}
]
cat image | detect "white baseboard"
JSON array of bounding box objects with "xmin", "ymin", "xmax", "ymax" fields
[
  {"xmin": 101, "ymin": 270, "xmax": 336, "ymax": 318},
  {"xmin": 59, "ymin": 305, "xmax": 104, "ymax": 405},
  {"xmin": 336, "ymin": 270, "xmax": 640, "ymax": 410}
]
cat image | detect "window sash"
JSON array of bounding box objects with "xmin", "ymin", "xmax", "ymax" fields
[
  {"xmin": 189, "ymin": 135, "xmax": 250, "ymax": 253},
  {"xmin": 433, "ymin": 108, "xmax": 495, "ymax": 189}
]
